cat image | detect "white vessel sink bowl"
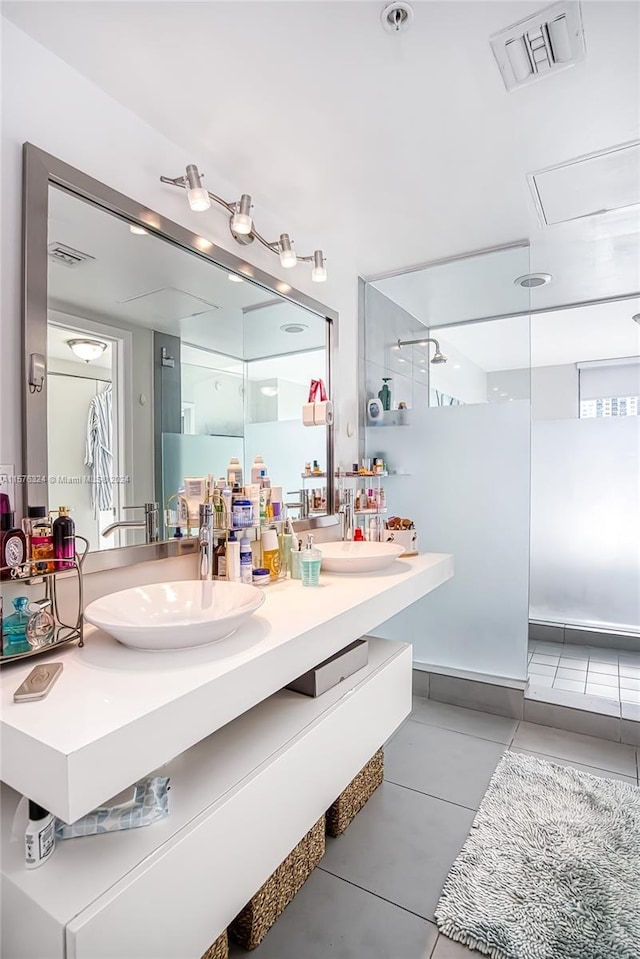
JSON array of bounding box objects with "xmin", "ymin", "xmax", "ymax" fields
[
  {"xmin": 317, "ymin": 541, "xmax": 405, "ymax": 573},
  {"xmin": 84, "ymin": 580, "xmax": 265, "ymax": 651}
]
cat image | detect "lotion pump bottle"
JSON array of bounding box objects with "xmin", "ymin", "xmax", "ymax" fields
[{"xmin": 25, "ymin": 800, "xmax": 56, "ymax": 869}]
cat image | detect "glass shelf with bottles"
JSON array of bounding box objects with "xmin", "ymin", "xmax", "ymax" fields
[{"xmin": 1, "ymin": 536, "xmax": 88, "ymax": 665}]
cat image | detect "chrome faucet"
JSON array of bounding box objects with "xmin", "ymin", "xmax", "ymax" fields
[
  {"xmin": 198, "ymin": 503, "xmax": 214, "ymax": 580},
  {"xmin": 102, "ymin": 502, "xmax": 160, "ymax": 543},
  {"xmin": 339, "ymin": 488, "xmax": 355, "ymax": 541}
]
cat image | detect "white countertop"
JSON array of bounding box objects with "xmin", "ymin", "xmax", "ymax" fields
[{"xmin": 0, "ymin": 552, "xmax": 452, "ymax": 821}]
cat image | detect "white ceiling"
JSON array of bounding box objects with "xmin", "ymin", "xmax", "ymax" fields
[
  {"xmin": 438, "ymin": 297, "xmax": 640, "ymax": 372},
  {"xmin": 5, "ymin": 1, "xmax": 639, "ymax": 303},
  {"xmin": 48, "ymin": 185, "xmax": 326, "ymax": 359}
]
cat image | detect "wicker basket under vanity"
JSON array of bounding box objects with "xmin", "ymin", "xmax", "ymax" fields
[
  {"xmin": 229, "ymin": 816, "xmax": 326, "ymax": 951},
  {"xmin": 200, "ymin": 929, "xmax": 229, "ymax": 959},
  {"xmin": 326, "ymin": 748, "xmax": 384, "ymax": 837}
]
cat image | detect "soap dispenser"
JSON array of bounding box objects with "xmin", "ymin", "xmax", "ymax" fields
[{"xmin": 300, "ymin": 534, "xmax": 322, "ymax": 588}]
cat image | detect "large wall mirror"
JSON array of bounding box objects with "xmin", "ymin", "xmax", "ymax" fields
[{"xmin": 23, "ymin": 145, "xmax": 336, "ymax": 570}]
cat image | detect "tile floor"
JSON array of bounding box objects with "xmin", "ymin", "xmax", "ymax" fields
[
  {"xmin": 528, "ymin": 640, "xmax": 640, "ymax": 705},
  {"xmin": 229, "ymin": 697, "xmax": 639, "ymax": 959}
]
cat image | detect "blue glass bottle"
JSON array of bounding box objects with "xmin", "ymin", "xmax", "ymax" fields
[{"xmin": 3, "ymin": 597, "xmax": 32, "ymax": 656}]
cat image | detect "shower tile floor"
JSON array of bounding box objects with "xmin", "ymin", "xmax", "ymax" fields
[{"xmin": 528, "ymin": 641, "xmax": 640, "ymax": 706}]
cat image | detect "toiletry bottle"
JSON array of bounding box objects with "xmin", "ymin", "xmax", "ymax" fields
[
  {"xmin": 26, "ymin": 598, "xmax": 56, "ymax": 649},
  {"xmin": 30, "ymin": 510, "xmax": 55, "ymax": 574},
  {"xmin": 25, "ymin": 800, "xmax": 56, "ymax": 869},
  {"xmin": 52, "ymin": 507, "xmax": 75, "ymax": 570},
  {"xmin": 251, "ymin": 455, "xmax": 267, "ymax": 485},
  {"xmin": 259, "ymin": 488, "xmax": 268, "ymax": 524},
  {"xmin": 301, "ymin": 534, "xmax": 322, "ymax": 587},
  {"xmin": 226, "ymin": 533, "xmax": 240, "ymax": 583},
  {"xmin": 270, "ymin": 487, "xmax": 282, "ymax": 520},
  {"xmin": 240, "ymin": 536, "xmax": 253, "ymax": 584},
  {"xmin": 261, "ymin": 529, "xmax": 280, "ymax": 582},
  {"xmin": 214, "ymin": 538, "xmax": 227, "ymax": 580},
  {"xmin": 378, "ymin": 378, "xmax": 392, "ymax": 411},
  {"xmin": 0, "ymin": 512, "xmax": 27, "ymax": 580},
  {"xmin": 227, "ymin": 457, "xmax": 243, "ymax": 488},
  {"xmin": 221, "ymin": 486, "xmax": 233, "ymax": 529},
  {"xmin": 2, "ymin": 597, "xmax": 32, "ymax": 655}
]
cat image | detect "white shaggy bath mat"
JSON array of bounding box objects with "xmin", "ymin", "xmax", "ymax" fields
[{"xmin": 435, "ymin": 751, "xmax": 640, "ymax": 959}]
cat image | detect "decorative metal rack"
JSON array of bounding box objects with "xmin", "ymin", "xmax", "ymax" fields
[{"xmin": 0, "ymin": 535, "xmax": 89, "ymax": 665}]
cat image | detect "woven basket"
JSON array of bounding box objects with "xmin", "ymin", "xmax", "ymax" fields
[
  {"xmin": 326, "ymin": 748, "xmax": 384, "ymax": 837},
  {"xmin": 200, "ymin": 929, "xmax": 228, "ymax": 959},
  {"xmin": 229, "ymin": 816, "xmax": 325, "ymax": 950}
]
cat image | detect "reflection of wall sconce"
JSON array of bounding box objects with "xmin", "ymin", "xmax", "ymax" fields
[
  {"xmin": 160, "ymin": 164, "xmax": 327, "ymax": 282},
  {"xmin": 67, "ymin": 338, "xmax": 107, "ymax": 363}
]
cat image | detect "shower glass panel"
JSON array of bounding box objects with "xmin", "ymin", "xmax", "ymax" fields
[{"xmin": 363, "ymin": 246, "xmax": 531, "ymax": 682}]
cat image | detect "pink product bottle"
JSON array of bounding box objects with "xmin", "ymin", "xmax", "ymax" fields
[{"xmin": 52, "ymin": 507, "xmax": 75, "ymax": 570}]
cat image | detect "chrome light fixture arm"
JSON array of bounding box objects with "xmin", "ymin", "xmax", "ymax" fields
[{"xmin": 160, "ymin": 165, "xmax": 327, "ymax": 282}]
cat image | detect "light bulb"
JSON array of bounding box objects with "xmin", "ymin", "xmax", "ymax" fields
[
  {"xmin": 67, "ymin": 339, "xmax": 107, "ymax": 363},
  {"xmin": 279, "ymin": 233, "xmax": 297, "ymax": 269},
  {"xmin": 130, "ymin": 224, "xmax": 149, "ymax": 236},
  {"xmin": 184, "ymin": 165, "xmax": 210, "ymax": 212},
  {"xmin": 231, "ymin": 194, "xmax": 253, "ymax": 235},
  {"xmin": 311, "ymin": 250, "xmax": 327, "ymax": 282},
  {"xmin": 187, "ymin": 187, "xmax": 210, "ymax": 212}
]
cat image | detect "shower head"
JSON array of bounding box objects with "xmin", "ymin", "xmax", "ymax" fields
[
  {"xmin": 430, "ymin": 350, "xmax": 448, "ymax": 365},
  {"xmin": 396, "ymin": 336, "xmax": 448, "ymax": 365}
]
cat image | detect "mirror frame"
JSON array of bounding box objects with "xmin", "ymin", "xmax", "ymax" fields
[{"xmin": 22, "ymin": 143, "xmax": 338, "ymax": 572}]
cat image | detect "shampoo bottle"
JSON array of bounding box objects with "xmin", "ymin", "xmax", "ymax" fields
[{"xmin": 251, "ymin": 455, "xmax": 267, "ymax": 485}]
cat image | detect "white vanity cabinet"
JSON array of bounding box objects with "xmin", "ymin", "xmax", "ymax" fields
[{"xmin": 2, "ymin": 638, "xmax": 411, "ymax": 959}]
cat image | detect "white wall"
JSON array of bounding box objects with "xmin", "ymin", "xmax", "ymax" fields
[{"xmin": 1, "ymin": 18, "xmax": 358, "ymax": 515}]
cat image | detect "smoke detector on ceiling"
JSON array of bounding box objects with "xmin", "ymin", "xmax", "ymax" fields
[
  {"xmin": 490, "ymin": 1, "xmax": 585, "ymax": 92},
  {"xmin": 381, "ymin": 2, "xmax": 413, "ymax": 33}
]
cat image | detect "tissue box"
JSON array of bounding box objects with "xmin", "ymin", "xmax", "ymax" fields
[{"xmin": 286, "ymin": 640, "xmax": 368, "ymax": 697}]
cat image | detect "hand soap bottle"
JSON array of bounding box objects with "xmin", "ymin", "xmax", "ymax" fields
[{"xmin": 300, "ymin": 534, "xmax": 321, "ymax": 587}]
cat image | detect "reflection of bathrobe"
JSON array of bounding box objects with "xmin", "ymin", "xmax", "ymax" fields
[{"xmin": 85, "ymin": 384, "xmax": 113, "ymax": 517}]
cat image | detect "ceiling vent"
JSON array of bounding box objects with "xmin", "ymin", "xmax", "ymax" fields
[
  {"xmin": 48, "ymin": 242, "xmax": 95, "ymax": 268},
  {"xmin": 490, "ymin": 1, "xmax": 585, "ymax": 92},
  {"xmin": 528, "ymin": 141, "xmax": 640, "ymax": 226}
]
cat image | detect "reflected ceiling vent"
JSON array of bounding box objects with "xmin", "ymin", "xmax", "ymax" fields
[
  {"xmin": 381, "ymin": 2, "xmax": 413, "ymax": 33},
  {"xmin": 48, "ymin": 242, "xmax": 95, "ymax": 268},
  {"xmin": 490, "ymin": 1, "xmax": 585, "ymax": 92}
]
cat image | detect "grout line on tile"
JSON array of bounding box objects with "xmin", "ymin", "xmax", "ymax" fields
[
  {"xmin": 316, "ymin": 865, "xmax": 438, "ymax": 926},
  {"xmin": 382, "ymin": 776, "xmax": 481, "ymax": 812}
]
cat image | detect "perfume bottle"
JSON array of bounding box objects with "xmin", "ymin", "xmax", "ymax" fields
[
  {"xmin": 52, "ymin": 507, "xmax": 75, "ymax": 571},
  {"xmin": 29, "ymin": 509, "xmax": 55, "ymax": 574},
  {"xmin": 0, "ymin": 512, "xmax": 27, "ymax": 581},
  {"xmin": 2, "ymin": 597, "xmax": 31, "ymax": 656},
  {"xmin": 26, "ymin": 598, "xmax": 55, "ymax": 649}
]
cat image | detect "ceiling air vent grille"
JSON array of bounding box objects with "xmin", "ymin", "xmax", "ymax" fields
[
  {"xmin": 48, "ymin": 242, "xmax": 95, "ymax": 268},
  {"xmin": 490, "ymin": 1, "xmax": 585, "ymax": 92}
]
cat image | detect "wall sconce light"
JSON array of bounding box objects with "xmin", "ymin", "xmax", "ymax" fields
[
  {"xmin": 67, "ymin": 338, "xmax": 108, "ymax": 363},
  {"xmin": 160, "ymin": 164, "xmax": 327, "ymax": 282}
]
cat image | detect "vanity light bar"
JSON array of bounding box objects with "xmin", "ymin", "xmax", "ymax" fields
[{"xmin": 160, "ymin": 165, "xmax": 327, "ymax": 282}]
